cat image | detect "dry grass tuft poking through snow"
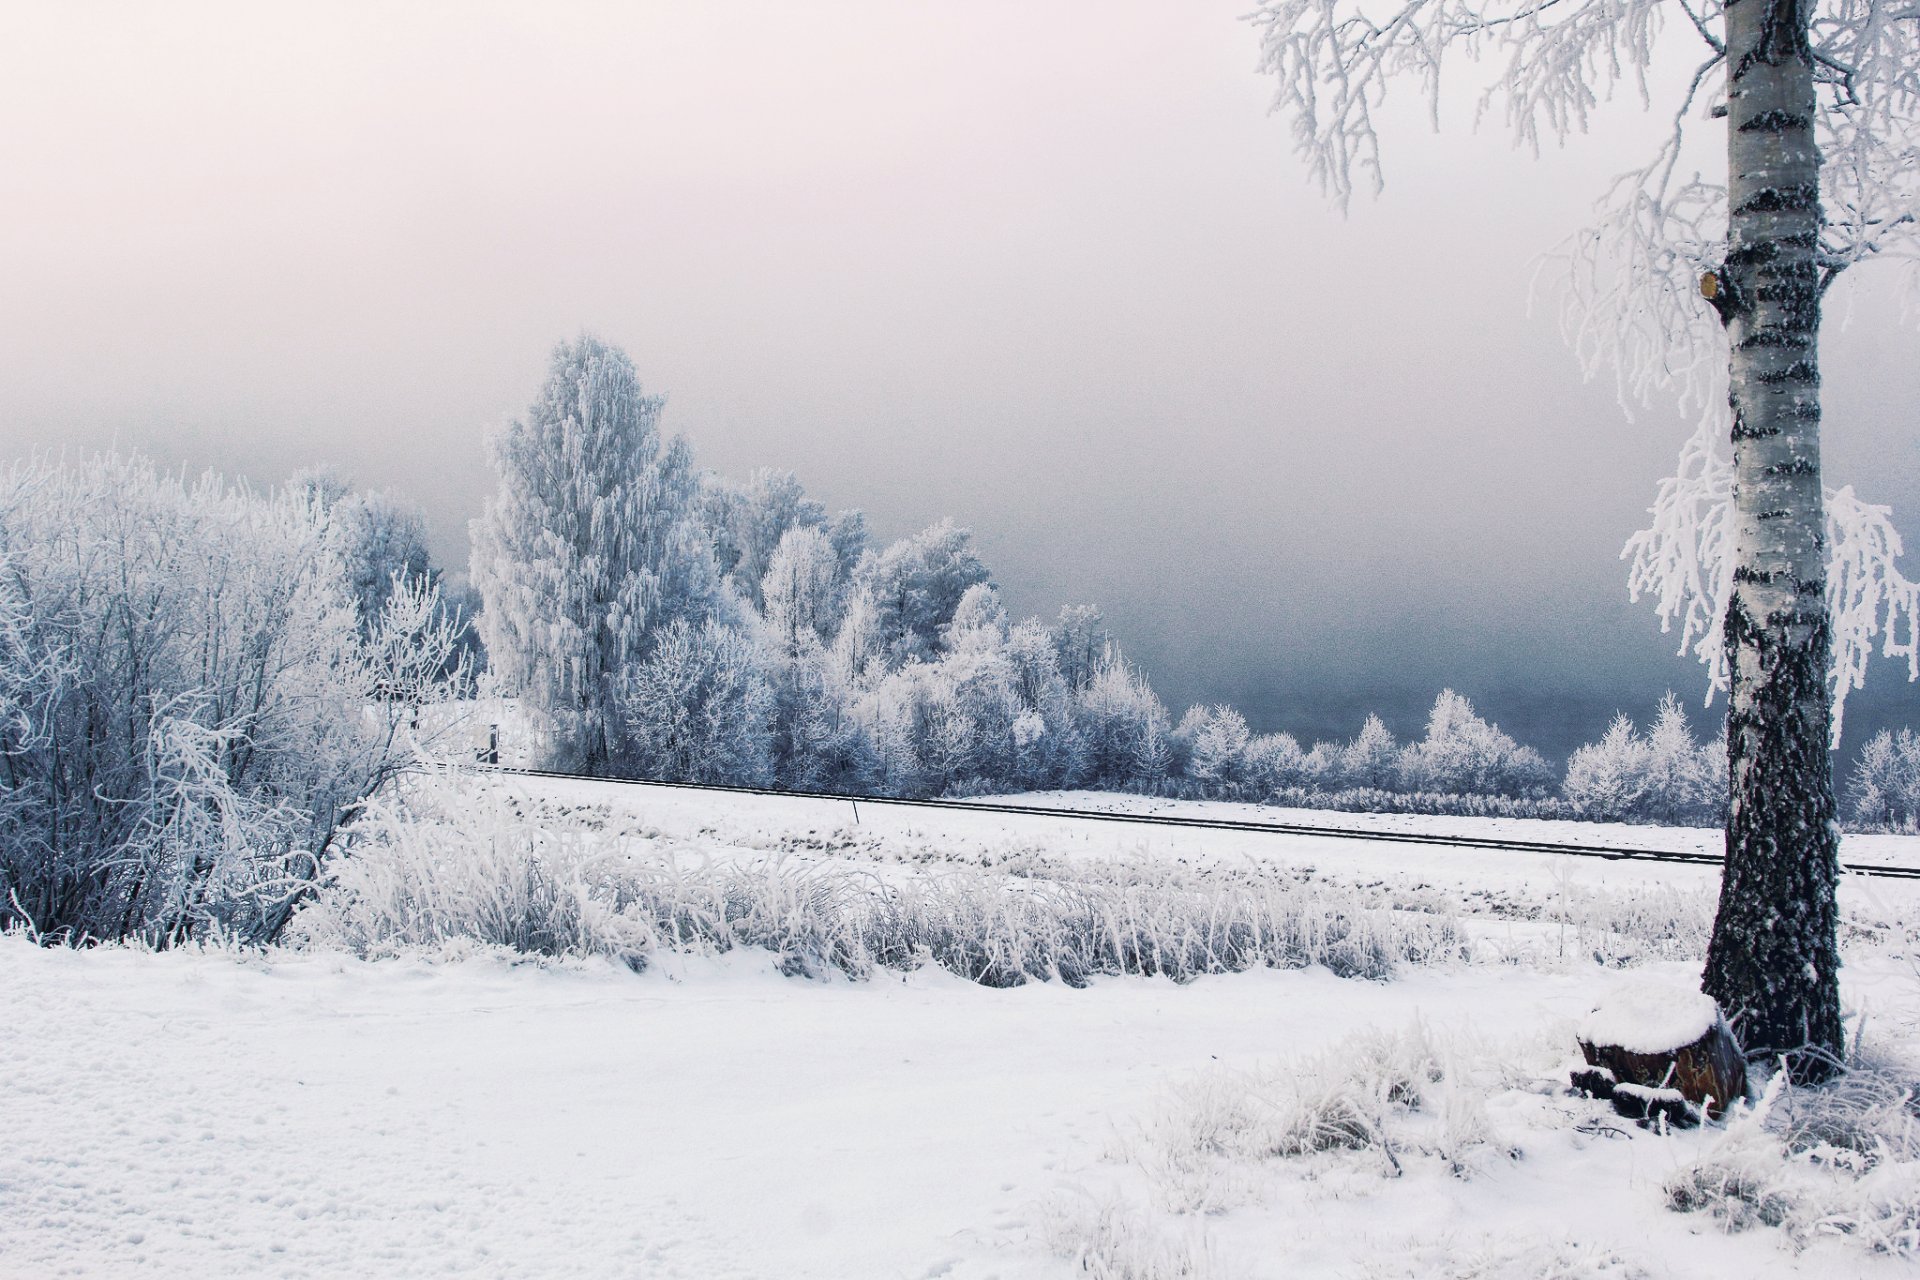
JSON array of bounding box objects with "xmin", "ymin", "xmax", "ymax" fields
[
  {"xmin": 1666, "ymin": 1051, "xmax": 1920, "ymax": 1257},
  {"xmin": 1039, "ymin": 1192, "xmax": 1235, "ymax": 1280},
  {"xmin": 1108, "ymin": 1021, "xmax": 1519, "ymax": 1216}
]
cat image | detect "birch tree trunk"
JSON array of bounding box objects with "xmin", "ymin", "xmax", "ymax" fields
[{"xmin": 1701, "ymin": 0, "xmax": 1845, "ymax": 1079}]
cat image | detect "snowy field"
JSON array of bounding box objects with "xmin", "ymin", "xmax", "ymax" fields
[{"xmin": 5, "ymin": 770, "xmax": 1920, "ymax": 1279}]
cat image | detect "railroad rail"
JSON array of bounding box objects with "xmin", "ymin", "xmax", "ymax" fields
[{"xmin": 484, "ymin": 766, "xmax": 1920, "ymax": 882}]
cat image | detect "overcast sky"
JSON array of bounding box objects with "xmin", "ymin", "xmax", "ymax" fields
[{"xmin": 3, "ymin": 0, "xmax": 1916, "ymax": 759}]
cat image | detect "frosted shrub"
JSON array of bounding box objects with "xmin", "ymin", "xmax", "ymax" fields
[
  {"xmin": 1267, "ymin": 786, "xmax": 1580, "ymax": 822},
  {"xmin": 1667, "ymin": 1057, "xmax": 1920, "ymax": 1258},
  {"xmin": 1359, "ymin": 1236, "xmax": 1650, "ymax": 1280},
  {"xmin": 0, "ymin": 453, "xmax": 466, "ymax": 945},
  {"xmin": 1848, "ymin": 729, "xmax": 1920, "ymax": 831},
  {"xmin": 1550, "ymin": 880, "xmax": 1716, "ymax": 967},
  {"xmin": 294, "ymin": 776, "xmax": 1461, "ymax": 983}
]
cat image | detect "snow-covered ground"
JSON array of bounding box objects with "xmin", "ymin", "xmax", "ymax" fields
[{"xmin": 5, "ymin": 771, "xmax": 1918, "ymax": 1279}]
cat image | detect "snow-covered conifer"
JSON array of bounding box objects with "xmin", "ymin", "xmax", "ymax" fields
[
  {"xmin": 1563, "ymin": 716, "xmax": 1654, "ymax": 822},
  {"xmin": 1187, "ymin": 706, "xmax": 1253, "ymax": 798},
  {"xmin": 1073, "ymin": 657, "xmax": 1172, "ymax": 791}
]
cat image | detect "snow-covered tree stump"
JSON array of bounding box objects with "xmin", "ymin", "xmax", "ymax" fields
[{"xmin": 1571, "ymin": 983, "xmax": 1746, "ymax": 1127}]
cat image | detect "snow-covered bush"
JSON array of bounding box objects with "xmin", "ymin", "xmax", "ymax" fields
[
  {"xmin": 1562, "ymin": 695, "xmax": 1724, "ymax": 825},
  {"xmin": 1848, "ymin": 728, "xmax": 1920, "ymax": 831},
  {"xmin": 1267, "ymin": 787, "xmax": 1579, "ymax": 821},
  {"xmin": 1040, "ymin": 1192, "xmax": 1231, "ymax": 1280},
  {"xmin": 0, "ymin": 453, "xmax": 466, "ymax": 945}
]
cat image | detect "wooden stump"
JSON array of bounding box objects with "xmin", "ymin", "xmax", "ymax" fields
[{"xmin": 1571, "ymin": 985, "xmax": 1747, "ymax": 1126}]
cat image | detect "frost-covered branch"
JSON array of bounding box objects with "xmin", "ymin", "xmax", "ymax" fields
[
  {"xmin": 1624, "ymin": 407, "xmax": 1920, "ymax": 741},
  {"xmin": 1250, "ymin": 0, "xmax": 1677, "ymax": 207}
]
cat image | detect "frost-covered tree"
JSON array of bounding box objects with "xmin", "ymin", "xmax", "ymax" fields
[
  {"xmin": 1340, "ymin": 713, "xmax": 1401, "ymax": 790},
  {"xmin": 1564, "ymin": 715, "xmax": 1656, "ymax": 821},
  {"xmin": 842, "ymin": 519, "xmax": 992, "ymax": 675},
  {"xmin": 1251, "ymin": 0, "xmax": 1920, "ymax": 1071},
  {"xmin": 335, "ymin": 491, "xmax": 433, "ymax": 631},
  {"xmin": 1395, "ymin": 690, "xmax": 1553, "ymax": 798},
  {"xmin": 1186, "ymin": 705, "xmax": 1255, "ymax": 798},
  {"xmin": 1847, "ymin": 727, "xmax": 1920, "ymax": 829},
  {"xmin": 761, "ymin": 525, "xmax": 845, "ymax": 658},
  {"xmin": 1002, "ymin": 617, "xmax": 1088, "ymax": 788},
  {"xmin": 766, "ymin": 654, "xmax": 876, "ymax": 793},
  {"xmin": 615, "ymin": 618, "xmax": 773, "ymax": 785},
  {"xmin": 1073, "ymin": 656, "xmax": 1174, "ymax": 790},
  {"xmin": 1244, "ymin": 732, "xmax": 1311, "ymax": 797},
  {"xmin": 292, "ymin": 466, "xmax": 434, "ymax": 634},
  {"xmin": 1052, "ymin": 605, "xmax": 1113, "ymax": 694},
  {"xmin": 470, "ymin": 337, "xmax": 725, "ymax": 774},
  {"xmin": 703, "ymin": 468, "xmax": 830, "ymax": 610}
]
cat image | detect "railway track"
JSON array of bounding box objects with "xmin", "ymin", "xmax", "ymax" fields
[{"xmin": 486, "ymin": 766, "xmax": 1920, "ymax": 882}]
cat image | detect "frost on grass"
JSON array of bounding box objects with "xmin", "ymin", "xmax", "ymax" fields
[
  {"xmin": 1357, "ymin": 1235, "xmax": 1650, "ymax": 1280},
  {"xmin": 1039, "ymin": 1193, "xmax": 1235, "ymax": 1280},
  {"xmin": 1667, "ymin": 1053, "xmax": 1920, "ymax": 1258},
  {"xmin": 290, "ymin": 774, "xmax": 1462, "ymax": 984},
  {"xmin": 1115, "ymin": 1022, "xmax": 1516, "ymax": 1215}
]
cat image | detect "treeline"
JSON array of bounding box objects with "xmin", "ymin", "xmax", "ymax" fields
[{"xmin": 473, "ymin": 337, "xmax": 1736, "ymax": 826}]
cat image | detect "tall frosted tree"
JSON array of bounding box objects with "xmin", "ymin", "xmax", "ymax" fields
[
  {"xmin": 471, "ymin": 337, "xmax": 723, "ymax": 773},
  {"xmin": 1252, "ymin": 0, "xmax": 1918, "ymax": 1073}
]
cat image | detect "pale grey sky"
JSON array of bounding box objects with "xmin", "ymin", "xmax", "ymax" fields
[{"xmin": 3, "ymin": 0, "xmax": 1916, "ymax": 758}]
